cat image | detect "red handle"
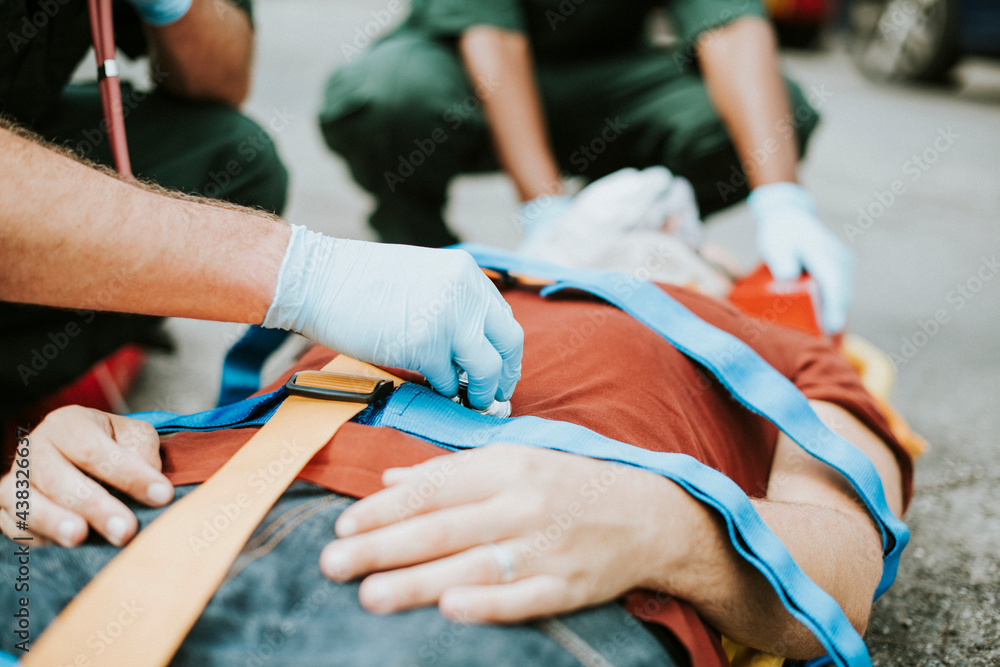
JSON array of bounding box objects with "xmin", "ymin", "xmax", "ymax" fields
[{"xmin": 88, "ymin": 0, "xmax": 133, "ymax": 178}]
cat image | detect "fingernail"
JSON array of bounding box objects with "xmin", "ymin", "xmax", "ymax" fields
[
  {"xmin": 363, "ymin": 579, "xmax": 391, "ymax": 612},
  {"xmin": 147, "ymin": 482, "xmax": 172, "ymax": 505},
  {"xmin": 337, "ymin": 516, "xmax": 357, "ymax": 537},
  {"xmin": 106, "ymin": 516, "xmax": 128, "ymax": 545},
  {"xmin": 322, "ymin": 549, "xmax": 351, "ymax": 580},
  {"xmin": 58, "ymin": 519, "xmax": 79, "ymax": 546},
  {"xmin": 442, "ymin": 594, "xmax": 472, "ymax": 622}
]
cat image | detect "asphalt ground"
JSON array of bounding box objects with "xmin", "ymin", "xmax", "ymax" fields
[{"xmin": 125, "ymin": 1, "xmax": 1000, "ymax": 664}]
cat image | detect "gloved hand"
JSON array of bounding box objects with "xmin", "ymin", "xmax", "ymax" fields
[
  {"xmin": 748, "ymin": 182, "xmax": 854, "ymax": 334},
  {"xmin": 126, "ymin": 0, "xmax": 192, "ymax": 25},
  {"xmin": 517, "ymin": 194, "xmax": 574, "ymax": 241},
  {"xmin": 263, "ymin": 225, "xmax": 523, "ymax": 409}
]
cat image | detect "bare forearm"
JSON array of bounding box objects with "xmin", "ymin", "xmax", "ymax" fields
[
  {"xmin": 698, "ymin": 17, "xmax": 799, "ymax": 188},
  {"xmin": 643, "ymin": 400, "xmax": 899, "ymax": 657},
  {"xmin": 650, "ymin": 496, "xmax": 882, "ymax": 658},
  {"xmin": 459, "ymin": 27, "xmax": 562, "ymax": 201},
  {"xmin": 148, "ymin": 0, "xmax": 253, "ymax": 106},
  {"xmin": 0, "ymin": 125, "xmax": 287, "ymax": 322}
]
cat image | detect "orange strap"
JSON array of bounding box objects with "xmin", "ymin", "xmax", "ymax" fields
[{"xmin": 24, "ymin": 356, "xmax": 400, "ymax": 667}]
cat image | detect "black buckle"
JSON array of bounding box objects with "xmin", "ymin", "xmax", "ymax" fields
[{"xmin": 285, "ymin": 371, "xmax": 394, "ymax": 404}]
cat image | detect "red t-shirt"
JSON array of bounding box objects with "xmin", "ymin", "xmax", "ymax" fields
[{"xmin": 161, "ymin": 284, "xmax": 914, "ymax": 666}]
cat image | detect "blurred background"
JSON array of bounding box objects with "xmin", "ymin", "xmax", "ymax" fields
[{"xmin": 119, "ymin": 0, "xmax": 999, "ymax": 663}]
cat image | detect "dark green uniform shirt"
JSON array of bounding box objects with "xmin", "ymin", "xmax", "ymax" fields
[
  {"xmin": 402, "ymin": 0, "xmax": 765, "ymax": 60},
  {"xmin": 0, "ymin": 0, "xmax": 252, "ymax": 126}
]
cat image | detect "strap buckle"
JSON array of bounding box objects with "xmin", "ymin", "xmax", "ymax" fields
[{"xmin": 285, "ymin": 371, "xmax": 394, "ymax": 404}]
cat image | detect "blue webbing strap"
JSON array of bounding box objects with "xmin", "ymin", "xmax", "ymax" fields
[
  {"xmin": 456, "ymin": 243, "xmax": 908, "ymax": 594},
  {"xmin": 130, "ymin": 387, "xmax": 285, "ymax": 433},
  {"xmin": 360, "ymin": 382, "xmax": 868, "ymax": 666},
  {"xmin": 216, "ymin": 326, "xmax": 290, "ymax": 407},
  {"xmin": 131, "ymin": 382, "xmax": 868, "ymax": 664},
  {"xmin": 126, "ymin": 245, "xmax": 911, "ymax": 666}
]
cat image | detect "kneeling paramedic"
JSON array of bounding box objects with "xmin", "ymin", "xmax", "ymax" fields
[{"xmin": 319, "ymin": 0, "xmax": 855, "ymax": 336}]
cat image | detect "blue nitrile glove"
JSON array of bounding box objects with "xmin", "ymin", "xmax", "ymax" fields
[
  {"xmin": 263, "ymin": 225, "xmax": 523, "ymax": 409},
  {"xmin": 517, "ymin": 194, "xmax": 575, "ymax": 241},
  {"xmin": 126, "ymin": 0, "xmax": 192, "ymax": 25},
  {"xmin": 749, "ymin": 182, "xmax": 854, "ymax": 334}
]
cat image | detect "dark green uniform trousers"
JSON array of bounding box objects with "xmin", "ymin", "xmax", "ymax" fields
[
  {"xmin": 320, "ymin": 32, "xmax": 820, "ymax": 248},
  {"xmin": 0, "ymin": 83, "xmax": 289, "ymax": 419}
]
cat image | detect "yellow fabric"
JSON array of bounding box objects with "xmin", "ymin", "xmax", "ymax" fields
[
  {"xmin": 722, "ymin": 636, "xmax": 786, "ymax": 667},
  {"xmin": 841, "ymin": 334, "xmax": 928, "ymax": 459}
]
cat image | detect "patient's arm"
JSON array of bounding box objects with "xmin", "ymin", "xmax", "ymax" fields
[
  {"xmin": 664, "ymin": 400, "xmax": 903, "ymax": 658},
  {"xmin": 320, "ymin": 401, "xmax": 903, "ymax": 660}
]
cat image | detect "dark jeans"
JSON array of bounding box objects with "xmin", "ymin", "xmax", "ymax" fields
[
  {"xmin": 0, "ymin": 82, "xmax": 290, "ymax": 419},
  {"xmin": 1, "ymin": 482, "xmax": 688, "ymax": 666}
]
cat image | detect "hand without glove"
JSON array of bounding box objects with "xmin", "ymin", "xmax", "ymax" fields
[
  {"xmin": 0, "ymin": 407, "xmax": 172, "ymax": 548},
  {"xmin": 263, "ymin": 225, "xmax": 523, "ymax": 409},
  {"xmin": 749, "ymin": 182, "xmax": 854, "ymax": 334},
  {"xmin": 126, "ymin": 0, "xmax": 192, "ymax": 25}
]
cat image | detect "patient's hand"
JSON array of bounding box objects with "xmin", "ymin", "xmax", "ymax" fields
[
  {"xmin": 0, "ymin": 407, "xmax": 173, "ymax": 547},
  {"xmin": 319, "ymin": 445, "xmax": 693, "ymax": 623}
]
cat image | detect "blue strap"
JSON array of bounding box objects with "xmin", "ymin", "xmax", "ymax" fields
[
  {"xmin": 0, "ymin": 649, "xmax": 18, "ymax": 666},
  {"xmin": 216, "ymin": 326, "xmax": 290, "ymax": 406},
  {"xmin": 130, "ymin": 387, "xmax": 286, "ymax": 434},
  {"xmin": 457, "ymin": 243, "xmax": 907, "ymax": 595},
  {"xmin": 127, "ymin": 245, "xmax": 910, "ymax": 666},
  {"xmin": 359, "ymin": 382, "xmax": 871, "ymax": 665}
]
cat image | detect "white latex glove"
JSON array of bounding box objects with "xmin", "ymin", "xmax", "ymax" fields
[
  {"xmin": 263, "ymin": 226, "xmax": 523, "ymax": 409},
  {"xmin": 126, "ymin": 0, "xmax": 192, "ymax": 25},
  {"xmin": 749, "ymin": 182, "xmax": 854, "ymax": 334},
  {"xmin": 516, "ymin": 194, "xmax": 574, "ymax": 242}
]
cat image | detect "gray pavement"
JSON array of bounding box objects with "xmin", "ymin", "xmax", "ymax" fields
[{"xmin": 130, "ymin": 1, "xmax": 1000, "ymax": 663}]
